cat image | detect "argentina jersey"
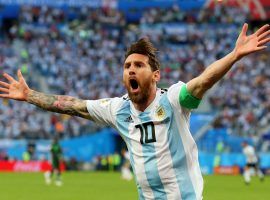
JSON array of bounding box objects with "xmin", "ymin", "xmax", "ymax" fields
[{"xmin": 86, "ymin": 81, "xmax": 203, "ymax": 200}]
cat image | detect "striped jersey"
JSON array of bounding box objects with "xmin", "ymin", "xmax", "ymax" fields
[
  {"xmin": 86, "ymin": 81, "xmax": 203, "ymax": 200},
  {"xmin": 243, "ymin": 145, "xmax": 258, "ymax": 164}
]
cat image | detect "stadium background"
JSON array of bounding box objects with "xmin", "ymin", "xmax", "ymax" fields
[{"xmin": 0, "ymin": 0, "xmax": 270, "ymax": 199}]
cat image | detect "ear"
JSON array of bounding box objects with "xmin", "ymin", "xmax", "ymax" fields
[{"xmin": 153, "ymin": 70, "xmax": 160, "ymax": 82}]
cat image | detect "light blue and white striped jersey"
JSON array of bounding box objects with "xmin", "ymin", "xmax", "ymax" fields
[{"xmin": 86, "ymin": 81, "xmax": 203, "ymax": 200}]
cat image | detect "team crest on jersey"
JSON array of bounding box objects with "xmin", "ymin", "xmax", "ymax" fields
[
  {"xmin": 99, "ymin": 99, "xmax": 110, "ymax": 107},
  {"xmin": 155, "ymin": 106, "xmax": 166, "ymax": 120}
]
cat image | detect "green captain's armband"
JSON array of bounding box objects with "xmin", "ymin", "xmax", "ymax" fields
[{"xmin": 179, "ymin": 85, "xmax": 201, "ymax": 109}]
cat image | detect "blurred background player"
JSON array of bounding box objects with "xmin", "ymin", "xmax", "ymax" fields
[
  {"xmin": 44, "ymin": 137, "xmax": 63, "ymax": 186},
  {"xmin": 121, "ymin": 149, "xmax": 133, "ymax": 181},
  {"xmin": 242, "ymin": 141, "xmax": 264, "ymax": 185}
]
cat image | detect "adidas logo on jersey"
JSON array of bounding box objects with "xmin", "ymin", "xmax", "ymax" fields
[{"xmin": 124, "ymin": 115, "xmax": 134, "ymax": 123}]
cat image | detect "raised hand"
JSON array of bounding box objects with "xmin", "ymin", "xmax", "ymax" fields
[
  {"xmin": 0, "ymin": 69, "xmax": 30, "ymax": 101},
  {"xmin": 234, "ymin": 23, "xmax": 270, "ymax": 60}
]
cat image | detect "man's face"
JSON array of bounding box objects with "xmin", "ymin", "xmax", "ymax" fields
[{"xmin": 123, "ymin": 53, "xmax": 160, "ymax": 104}]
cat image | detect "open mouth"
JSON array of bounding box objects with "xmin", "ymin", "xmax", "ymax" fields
[{"xmin": 130, "ymin": 79, "xmax": 139, "ymax": 90}]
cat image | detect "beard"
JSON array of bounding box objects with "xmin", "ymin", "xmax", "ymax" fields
[
  {"xmin": 126, "ymin": 79, "xmax": 152, "ymax": 104},
  {"xmin": 128, "ymin": 88, "xmax": 148, "ymax": 104}
]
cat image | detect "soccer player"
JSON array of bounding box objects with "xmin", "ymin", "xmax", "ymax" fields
[
  {"xmin": 44, "ymin": 137, "xmax": 63, "ymax": 186},
  {"xmin": 242, "ymin": 141, "xmax": 264, "ymax": 185},
  {"xmin": 0, "ymin": 23, "xmax": 270, "ymax": 199},
  {"xmin": 121, "ymin": 148, "xmax": 133, "ymax": 181}
]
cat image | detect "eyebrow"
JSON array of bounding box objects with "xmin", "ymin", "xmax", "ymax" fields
[
  {"xmin": 124, "ymin": 61, "xmax": 146, "ymax": 66},
  {"xmin": 134, "ymin": 61, "xmax": 145, "ymax": 66}
]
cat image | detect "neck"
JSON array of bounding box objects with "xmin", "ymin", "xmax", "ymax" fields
[{"xmin": 133, "ymin": 86, "xmax": 157, "ymax": 112}]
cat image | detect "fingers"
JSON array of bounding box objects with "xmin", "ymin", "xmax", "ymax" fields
[
  {"xmin": 0, "ymin": 81, "xmax": 10, "ymax": 88},
  {"xmin": 256, "ymin": 46, "xmax": 268, "ymax": 51},
  {"xmin": 255, "ymin": 24, "xmax": 270, "ymax": 36},
  {"xmin": 17, "ymin": 69, "xmax": 27, "ymax": 85},
  {"xmin": 3, "ymin": 73, "xmax": 16, "ymax": 83},
  {"xmin": 240, "ymin": 23, "xmax": 248, "ymax": 36},
  {"xmin": 0, "ymin": 87, "xmax": 9, "ymax": 93},
  {"xmin": 258, "ymin": 30, "xmax": 270, "ymax": 41},
  {"xmin": 17, "ymin": 69, "xmax": 23, "ymax": 79},
  {"xmin": 0, "ymin": 94, "xmax": 9, "ymax": 98},
  {"xmin": 0, "ymin": 80, "xmax": 10, "ymax": 96},
  {"xmin": 258, "ymin": 37, "xmax": 270, "ymax": 46}
]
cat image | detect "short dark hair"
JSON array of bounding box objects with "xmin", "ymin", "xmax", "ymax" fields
[{"xmin": 125, "ymin": 38, "xmax": 160, "ymax": 71}]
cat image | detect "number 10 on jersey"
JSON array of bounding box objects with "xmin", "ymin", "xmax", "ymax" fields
[{"xmin": 135, "ymin": 122, "xmax": 156, "ymax": 144}]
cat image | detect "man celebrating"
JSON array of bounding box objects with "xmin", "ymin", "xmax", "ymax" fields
[{"xmin": 1, "ymin": 24, "xmax": 270, "ymax": 199}]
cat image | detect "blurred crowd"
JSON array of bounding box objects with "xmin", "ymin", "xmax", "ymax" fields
[{"xmin": 0, "ymin": 4, "xmax": 270, "ymax": 139}]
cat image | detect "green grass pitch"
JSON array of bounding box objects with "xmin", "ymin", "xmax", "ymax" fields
[{"xmin": 0, "ymin": 172, "xmax": 268, "ymax": 200}]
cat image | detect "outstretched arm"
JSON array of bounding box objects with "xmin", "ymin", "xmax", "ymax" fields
[
  {"xmin": 0, "ymin": 70, "xmax": 91, "ymax": 120},
  {"xmin": 187, "ymin": 23, "xmax": 270, "ymax": 99}
]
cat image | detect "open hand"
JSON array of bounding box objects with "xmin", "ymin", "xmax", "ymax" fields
[
  {"xmin": 234, "ymin": 23, "xmax": 270, "ymax": 60},
  {"xmin": 0, "ymin": 69, "xmax": 30, "ymax": 101}
]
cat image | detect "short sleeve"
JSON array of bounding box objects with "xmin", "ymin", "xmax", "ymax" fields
[
  {"xmin": 179, "ymin": 84, "xmax": 201, "ymax": 109},
  {"xmin": 167, "ymin": 81, "xmax": 185, "ymax": 109},
  {"xmin": 167, "ymin": 81, "xmax": 201, "ymax": 110},
  {"xmin": 86, "ymin": 97, "xmax": 123, "ymax": 127}
]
